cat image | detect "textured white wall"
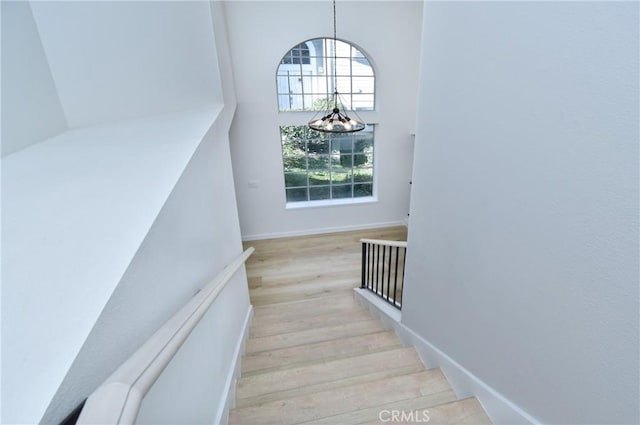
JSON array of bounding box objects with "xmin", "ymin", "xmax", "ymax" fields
[
  {"xmin": 29, "ymin": 1, "xmax": 221, "ymax": 128},
  {"xmin": 403, "ymin": 2, "xmax": 639, "ymax": 424},
  {"xmin": 225, "ymin": 1, "xmax": 422, "ymax": 239},
  {"xmin": 1, "ymin": 2, "xmax": 67, "ymax": 156}
]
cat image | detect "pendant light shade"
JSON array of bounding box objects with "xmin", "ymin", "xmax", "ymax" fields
[{"xmin": 308, "ymin": 0, "xmax": 365, "ymax": 134}]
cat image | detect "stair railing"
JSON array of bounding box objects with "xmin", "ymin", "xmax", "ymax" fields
[
  {"xmin": 76, "ymin": 247, "xmax": 254, "ymax": 425},
  {"xmin": 360, "ymin": 238, "xmax": 407, "ymax": 309}
]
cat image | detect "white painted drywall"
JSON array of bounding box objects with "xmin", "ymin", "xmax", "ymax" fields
[
  {"xmin": 225, "ymin": 1, "xmax": 421, "ymax": 239},
  {"xmin": 136, "ymin": 272, "xmax": 250, "ymax": 425},
  {"xmin": 2, "ymin": 2, "xmax": 244, "ymax": 421},
  {"xmin": 403, "ymin": 2, "xmax": 639, "ymax": 424},
  {"xmin": 39, "ymin": 114, "xmax": 247, "ymax": 424},
  {"xmin": 1, "ymin": 1, "xmax": 67, "ymax": 156},
  {"xmin": 29, "ymin": 1, "xmax": 221, "ymax": 128},
  {"xmin": 1, "ymin": 107, "xmax": 224, "ymax": 424},
  {"xmin": 210, "ymin": 1, "xmax": 238, "ymax": 120}
]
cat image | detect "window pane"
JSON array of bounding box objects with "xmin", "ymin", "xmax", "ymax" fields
[
  {"xmin": 354, "ymin": 183, "xmax": 373, "ymax": 197},
  {"xmin": 308, "ymin": 155, "xmax": 330, "ymax": 169},
  {"xmin": 283, "ymin": 155, "xmax": 305, "ymax": 172},
  {"xmin": 331, "ymin": 136, "xmax": 352, "ymax": 153},
  {"xmin": 354, "ymin": 137, "xmax": 372, "ymax": 151},
  {"xmin": 332, "ymin": 185, "xmax": 352, "ymax": 199},
  {"xmin": 281, "ymin": 125, "xmax": 307, "ymax": 141},
  {"xmin": 280, "ymin": 125, "xmax": 374, "ymax": 204},
  {"xmin": 353, "ymin": 168, "xmax": 373, "ymax": 182},
  {"xmin": 331, "ymin": 170, "xmax": 352, "ymax": 184},
  {"xmin": 307, "ymin": 139, "xmax": 329, "ymax": 154},
  {"xmin": 309, "ymin": 171, "xmax": 330, "ymax": 186},
  {"xmin": 288, "ymin": 95, "xmax": 306, "ymax": 111},
  {"xmin": 309, "ymin": 76, "xmax": 329, "ymax": 96},
  {"xmin": 338, "ymin": 155, "xmax": 353, "ymax": 168},
  {"xmin": 352, "ymin": 76, "xmax": 374, "ymax": 92},
  {"xmin": 277, "ymin": 38, "xmax": 375, "ymax": 112},
  {"xmin": 335, "ymin": 76, "xmax": 351, "ymax": 94},
  {"xmin": 284, "ymin": 172, "xmax": 307, "ymax": 187},
  {"xmin": 352, "ymin": 93, "xmax": 374, "ymax": 110},
  {"xmin": 285, "ymin": 76, "xmax": 304, "ymax": 94},
  {"xmin": 352, "ymin": 62, "xmax": 374, "ymax": 76},
  {"xmin": 334, "ymin": 39, "xmax": 351, "ymax": 56},
  {"xmin": 309, "ymin": 186, "xmax": 330, "ymax": 201},
  {"xmin": 282, "ymin": 138, "xmax": 304, "ymax": 152},
  {"xmin": 286, "ymin": 188, "xmax": 308, "ymax": 202},
  {"xmin": 276, "ymin": 75, "xmax": 290, "ymax": 93},
  {"xmin": 354, "ymin": 143, "xmax": 372, "ymax": 167},
  {"xmin": 335, "ymin": 58, "xmax": 351, "ymax": 74},
  {"xmin": 277, "ymin": 94, "xmax": 291, "ymax": 110}
]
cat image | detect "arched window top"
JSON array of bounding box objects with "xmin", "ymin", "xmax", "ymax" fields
[
  {"xmin": 276, "ymin": 38, "xmax": 375, "ymax": 112},
  {"xmin": 281, "ymin": 43, "xmax": 311, "ymax": 65}
]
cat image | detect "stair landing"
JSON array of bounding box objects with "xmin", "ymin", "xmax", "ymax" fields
[{"xmin": 232, "ymin": 228, "xmax": 491, "ymax": 425}]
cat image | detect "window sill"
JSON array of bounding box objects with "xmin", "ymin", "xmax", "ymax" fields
[{"xmin": 286, "ymin": 196, "xmax": 378, "ymax": 210}]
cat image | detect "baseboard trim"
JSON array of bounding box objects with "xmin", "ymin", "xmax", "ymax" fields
[
  {"xmin": 242, "ymin": 221, "xmax": 406, "ymax": 242},
  {"xmin": 214, "ymin": 304, "xmax": 253, "ymax": 425},
  {"xmin": 353, "ymin": 288, "xmax": 539, "ymax": 425}
]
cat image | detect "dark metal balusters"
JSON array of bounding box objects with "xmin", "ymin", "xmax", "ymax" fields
[{"xmin": 360, "ymin": 241, "xmax": 406, "ymax": 309}]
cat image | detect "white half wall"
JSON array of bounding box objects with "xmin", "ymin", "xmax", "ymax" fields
[
  {"xmin": 2, "ymin": 2, "xmax": 241, "ymax": 422},
  {"xmin": 1, "ymin": 1, "xmax": 67, "ymax": 156},
  {"xmin": 40, "ymin": 117, "xmax": 247, "ymax": 424},
  {"xmin": 29, "ymin": 0, "xmax": 221, "ymax": 128},
  {"xmin": 225, "ymin": 1, "xmax": 421, "ymax": 239},
  {"xmin": 403, "ymin": 2, "xmax": 639, "ymax": 424},
  {"xmin": 1, "ymin": 107, "xmax": 221, "ymax": 424}
]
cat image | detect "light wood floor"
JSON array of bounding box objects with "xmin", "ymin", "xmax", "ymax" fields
[{"xmin": 230, "ymin": 227, "xmax": 491, "ymax": 425}]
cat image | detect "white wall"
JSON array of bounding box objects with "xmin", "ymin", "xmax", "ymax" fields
[
  {"xmin": 2, "ymin": 107, "xmax": 220, "ymax": 424},
  {"xmin": 225, "ymin": 1, "xmax": 422, "ymax": 240},
  {"xmin": 210, "ymin": 1, "xmax": 237, "ymax": 118},
  {"xmin": 1, "ymin": 1, "xmax": 67, "ymax": 156},
  {"xmin": 403, "ymin": 2, "xmax": 639, "ymax": 424},
  {"xmin": 29, "ymin": 1, "xmax": 221, "ymax": 129},
  {"xmin": 136, "ymin": 271, "xmax": 250, "ymax": 425},
  {"xmin": 2, "ymin": 2, "xmax": 244, "ymax": 423},
  {"xmin": 39, "ymin": 116, "xmax": 247, "ymax": 424}
]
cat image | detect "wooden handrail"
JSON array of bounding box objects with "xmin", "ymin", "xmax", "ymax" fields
[
  {"xmin": 77, "ymin": 247, "xmax": 254, "ymax": 424},
  {"xmin": 360, "ymin": 238, "xmax": 407, "ymax": 248}
]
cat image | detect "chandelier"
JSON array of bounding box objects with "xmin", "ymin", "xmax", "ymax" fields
[{"xmin": 308, "ymin": 0, "xmax": 365, "ymax": 133}]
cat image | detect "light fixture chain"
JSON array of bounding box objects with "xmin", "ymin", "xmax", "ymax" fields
[
  {"xmin": 333, "ymin": 0, "xmax": 338, "ymax": 105},
  {"xmin": 308, "ymin": 0, "xmax": 365, "ymax": 133}
]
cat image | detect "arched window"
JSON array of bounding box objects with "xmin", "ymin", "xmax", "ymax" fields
[
  {"xmin": 276, "ymin": 38, "xmax": 375, "ymax": 112},
  {"xmin": 277, "ymin": 39, "xmax": 376, "ymax": 205},
  {"xmin": 281, "ymin": 42, "xmax": 310, "ymax": 65}
]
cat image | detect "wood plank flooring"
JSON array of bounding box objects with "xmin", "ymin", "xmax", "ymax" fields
[{"xmin": 230, "ymin": 227, "xmax": 491, "ymax": 425}]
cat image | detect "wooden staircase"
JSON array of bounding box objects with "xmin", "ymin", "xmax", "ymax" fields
[{"xmin": 231, "ymin": 228, "xmax": 491, "ymax": 425}]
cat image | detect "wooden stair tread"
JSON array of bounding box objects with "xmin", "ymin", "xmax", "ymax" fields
[
  {"xmin": 229, "ymin": 369, "xmax": 453, "ymax": 425},
  {"xmin": 236, "ymin": 364, "xmax": 426, "ymax": 409},
  {"xmin": 301, "ymin": 392, "xmax": 459, "ymax": 425},
  {"xmin": 252, "ymin": 294, "xmax": 363, "ymax": 319},
  {"xmin": 242, "ymin": 330, "xmax": 401, "ymax": 375},
  {"xmin": 246, "ymin": 318, "xmax": 388, "ymax": 354},
  {"xmin": 358, "ymin": 398, "xmax": 492, "ymax": 425},
  {"xmin": 250, "ymin": 308, "xmax": 374, "ymax": 338},
  {"xmin": 249, "ymin": 277, "xmax": 359, "ymax": 303},
  {"xmin": 237, "ymin": 346, "xmax": 423, "ymax": 403}
]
